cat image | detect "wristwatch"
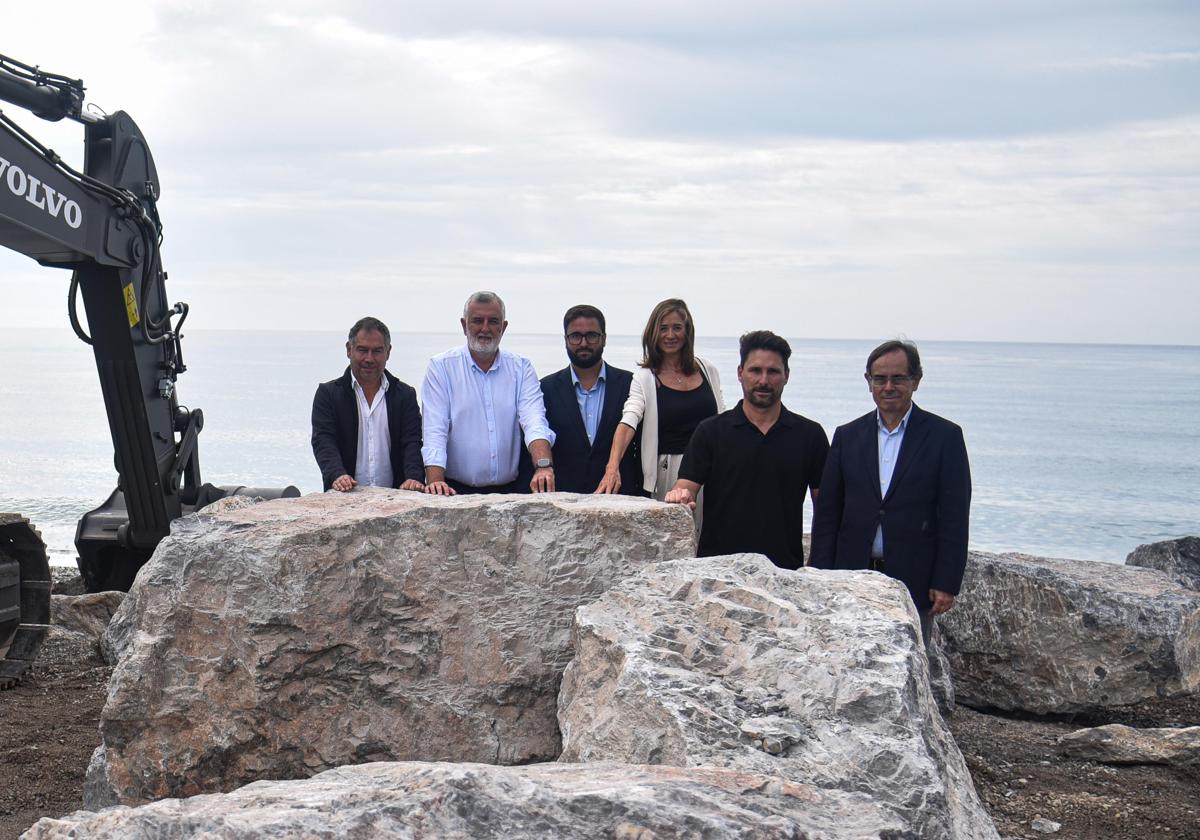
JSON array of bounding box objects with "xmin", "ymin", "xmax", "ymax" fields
[{"xmin": 535, "ymin": 458, "xmax": 553, "ymax": 469}]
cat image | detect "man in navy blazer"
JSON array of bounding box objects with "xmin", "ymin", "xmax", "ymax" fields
[
  {"xmin": 810, "ymin": 339, "xmax": 971, "ymax": 643},
  {"xmin": 311, "ymin": 317, "xmax": 425, "ymax": 492},
  {"xmin": 520, "ymin": 305, "xmax": 642, "ymax": 494}
]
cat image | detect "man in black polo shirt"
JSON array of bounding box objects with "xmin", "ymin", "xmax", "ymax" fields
[{"xmin": 665, "ymin": 331, "xmax": 829, "ymax": 569}]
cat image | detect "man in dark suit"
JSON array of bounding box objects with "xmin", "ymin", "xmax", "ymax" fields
[
  {"xmin": 311, "ymin": 316, "xmax": 424, "ymax": 492},
  {"xmin": 809, "ymin": 340, "xmax": 971, "ymax": 643},
  {"xmin": 520, "ymin": 305, "xmax": 642, "ymax": 494}
]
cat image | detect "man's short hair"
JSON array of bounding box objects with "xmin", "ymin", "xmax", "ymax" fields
[
  {"xmin": 563, "ymin": 304, "xmax": 606, "ymax": 334},
  {"xmin": 463, "ymin": 291, "xmax": 506, "ymax": 321},
  {"xmin": 866, "ymin": 339, "xmax": 923, "ymax": 378},
  {"xmin": 348, "ymin": 316, "xmax": 391, "ymax": 346},
  {"xmin": 739, "ymin": 330, "xmax": 792, "ymax": 372}
]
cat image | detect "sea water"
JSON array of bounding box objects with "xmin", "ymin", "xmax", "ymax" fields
[{"xmin": 1, "ymin": 328, "xmax": 1196, "ymax": 565}]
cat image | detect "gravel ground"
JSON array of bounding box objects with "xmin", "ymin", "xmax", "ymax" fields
[
  {"xmin": 0, "ymin": 629, "xmax": 112, "ymax": 839},
  {"xmin": 2, "ymin": 597, "xmax": 1198, "ymax": 839},
  {"xmin": 948, "ymin": 696, "xmax": 1200, "ymax": 840}
]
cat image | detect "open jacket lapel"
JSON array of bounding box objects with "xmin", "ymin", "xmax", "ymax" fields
[
  {"xmin": 595, "ymin": 369, "xmax": 626, "ymax": 452},
  {"xmin": 884, "ymin": 404, "xmax": 929, "ymax": 502},
  {"xmin": 554, "ymin": 369, "xmax": 591, "ymax": 450},
  {"xmin": 865, "ymin": 413, "xmax": 883, "ymax": 501}
]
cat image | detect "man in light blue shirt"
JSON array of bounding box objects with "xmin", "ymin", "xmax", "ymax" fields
[
  {"xmin": 811, "ymin": 339, "xmax": 972, "ymax": 646},
  {"xmin": 872, "ymin": 405, "xmax": 911, "ymax": 558},
  {"xmin": 422, "ymin": 291, "xmax": 556, "ymax": 495}
]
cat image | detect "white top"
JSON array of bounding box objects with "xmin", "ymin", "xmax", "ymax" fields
[
  {"xmin": 620, "ymin": 356, "xmax": 725, "ymax": 494},
  {"xmin": 352, "ymin": 371, "xmax": 393, "ymax": 488}
]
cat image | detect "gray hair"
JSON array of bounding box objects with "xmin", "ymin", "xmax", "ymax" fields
[{"xmin": 463, "ymin": 291, "xmax": 506, "ymax": 321}]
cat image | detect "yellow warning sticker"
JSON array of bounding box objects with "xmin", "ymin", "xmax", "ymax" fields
[{"xmin": 123, "ymin": 283, "xmax": 140, "ymax": 328}]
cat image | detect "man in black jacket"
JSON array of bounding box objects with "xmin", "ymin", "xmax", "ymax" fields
[
  {"xmin": 311, "ymin": 316, "xmax": 424, "ymax": 492},
  {"xmin": 521, "ymin": 305, "xmax": 642, "ymax": 494},
  {"xmin": 809, "ymin": 339, "xmax": 971, "ymax": 644}
]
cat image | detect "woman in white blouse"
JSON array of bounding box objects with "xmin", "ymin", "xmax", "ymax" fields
[{"xmin": 595, "ymin": 298, "xmax": 724, "ymax": 507}]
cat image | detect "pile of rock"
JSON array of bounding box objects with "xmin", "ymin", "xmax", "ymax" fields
[
  {"xmin": 27, "ymin": 492, "xmax": 998, "ymax": 839},
  {"xmin": 26, "ymin": 488, "xmax": 1200, "ymax": 839}
]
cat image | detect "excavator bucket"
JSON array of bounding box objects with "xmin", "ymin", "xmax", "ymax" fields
[{"xmin": 0, "ymin": 513, "xmax": 51, "ymax": 689}]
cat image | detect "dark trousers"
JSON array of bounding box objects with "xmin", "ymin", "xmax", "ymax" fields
[{"xmin": 446, "ymin": 477, "xmax": 522, "ymax": 495}]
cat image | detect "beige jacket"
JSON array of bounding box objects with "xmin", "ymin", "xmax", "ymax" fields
[{"xmin": 620, "ymin": 356, "xmax": 725, "ymax": 494}]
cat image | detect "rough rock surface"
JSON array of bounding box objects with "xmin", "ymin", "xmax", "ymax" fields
[
  {"xmin": 51, "ymin": 592, "xmax": 125, "ymax": 640},
  {"xmin": 927, "ymin": 620, "xmax": 956, "ymax": 716},
  {"xmin": 88, "ymin": 491, "xmax": 695, "ymax": 807},
  {"xmin": 1126, "ymin": 536, "xmax": 1200, "ymax": 590},
  {"xmin": 29, "ymin": 761, "xmax": 906, "ymax": 839},
  {"xmin": 1058, "ymin": 724, "xmax": 1200, "ymax": 766},
  {"xmin": 937, "ymin": 551, "xmax": 1200, "ymax": 714},
  {"xmin": 49, "ymin": 566, "xmax": 86, "ymax": 596},
  {"xmin": 558, "ymin": 553, "xmax": 997, "ymax": 840}
]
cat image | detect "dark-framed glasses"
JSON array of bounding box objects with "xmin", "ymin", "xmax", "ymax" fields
[
  {"xmin": 566, "ymin": 331, "xmax": 604, "ymax": 346},
  {"xmin": 866, "ymin": 374, "xmax": 916, "ymax": 387}
]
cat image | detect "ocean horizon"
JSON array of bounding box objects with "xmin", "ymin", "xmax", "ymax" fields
[{"xmin": 1, "ymin": 327, "xmax": 1196, "ymax": 568}]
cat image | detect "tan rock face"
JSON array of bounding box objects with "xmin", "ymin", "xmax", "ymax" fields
[
  {"xmin": 88, "ymin": 491, "xmax": 695, "ymax": 807},
  {"xmin": 557, "ymin": 554, "xmax": 998, "ymax": 840},
  {"xmin": 29, "ymin": 762, "xmax": 907, "ymax": 839},
  {"xmin": 937, "ymin": 551, "xmax": 1200, "ymax": 714},
  {"xmin": 1059, "ymin": 724, "xmax": 1200, "ymax": 766},
  {"xmin": 50, "ymin": 592, "xmax": 125, "ymax": 640}
]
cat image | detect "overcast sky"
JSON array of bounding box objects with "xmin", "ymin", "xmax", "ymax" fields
[{"xmin": 3, "ymin": 1, "xmax": 1197, "ymax": 343}]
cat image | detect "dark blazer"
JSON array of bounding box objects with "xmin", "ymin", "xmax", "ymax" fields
[
  {"xmin": 809, "ymin": 403, "xmax": 971, "ymax": 612},
  {"xmin": 519, "ymin": 364, "xmax": 644, "ymax": 494},
  {"xmin": 311, "ymin": 367, "xmax": 424, "ymax": 491}
]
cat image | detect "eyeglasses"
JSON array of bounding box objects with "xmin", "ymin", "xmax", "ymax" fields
[
  {"xmin": 866, "ymin": 374, "xmax": 916, "ymax": 387},
  {"xmin": 566, "ymin": 331, "xmax": 604, "ymax": 346}
]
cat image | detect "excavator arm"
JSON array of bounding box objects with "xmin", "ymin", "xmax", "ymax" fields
[{"xmin": 0, "ymin": 54, "xmax": 296, "ymax": 612}]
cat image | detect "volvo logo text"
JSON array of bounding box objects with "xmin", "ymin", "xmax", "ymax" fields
[{"xmin": 0, "ymin": 156, "xmax": 83, "ymax": 229}]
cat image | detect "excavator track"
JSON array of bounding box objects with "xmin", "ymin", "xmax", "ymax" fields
[{"xmin": 0, "ymin": 513, "xmax": 51, "ymax": 689}]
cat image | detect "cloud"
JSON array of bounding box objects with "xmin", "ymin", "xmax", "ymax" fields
[{"xmin": 1, "ymin": 1, "xmax": 1197, "ymax": 344}]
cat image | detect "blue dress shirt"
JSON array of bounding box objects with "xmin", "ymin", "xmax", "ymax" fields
[
  {"xmin": 421, "ymin": 345, "xmax": 555, "ymax": 487},
  {"xmin": 571, "ymin": 363, "xmax": 607, "ymax": 445},
  {"xmin": 873, "ymin": 405, "xmax": 913, "ymax": 558}
]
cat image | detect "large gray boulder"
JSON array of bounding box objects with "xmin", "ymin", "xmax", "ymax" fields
[
  {"xmin": 1126, "ymin": 536, "xmax": 1200, "ymax": 590},
  {"xmin": 1058, "ymin": 724, "xmax": 1200, "ymax": 766},
  {"xmin": 28, "ymin": 761, "xmax": 906, "ymax": 839},
  {"xmin": 938, "ymin": 551, "xmax": 1200, "ymax": 714},
  {"xmin": 88, "ymin": 491, "xmax": 695, "ymax": 807},
  {"xmin": 558, "ymin": 554, "xmax": 997, "ymax": 840}
]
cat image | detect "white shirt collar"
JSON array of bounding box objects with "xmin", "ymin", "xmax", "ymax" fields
[{"xmin": 351, "ymin": 370, "xmax": 389, "ymax": 393}]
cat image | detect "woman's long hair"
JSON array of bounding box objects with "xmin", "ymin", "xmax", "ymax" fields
[{"xmin": 640, "ymin": 298, "xmax": 697, "ymax": 375}]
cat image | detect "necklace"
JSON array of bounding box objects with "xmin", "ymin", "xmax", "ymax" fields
[{"xmin": 661, "ymin": 367, "xmax": 689, "ymax": 386}]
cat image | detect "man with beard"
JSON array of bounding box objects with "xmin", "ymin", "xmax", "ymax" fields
[
  {"xmin": 311, "ymin": 316, "xmax": 425, "ymax": 492},
  {"xmin": 520, "ymin": 305, "xmax": 643, "ymax": 494},
  {"xmin": 421, "ymin": 291, "xmax": 556, "ymax": 495},
  {"xmin": 665, "ymin": 331, "xmax": 828, "ymax": 569}
]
